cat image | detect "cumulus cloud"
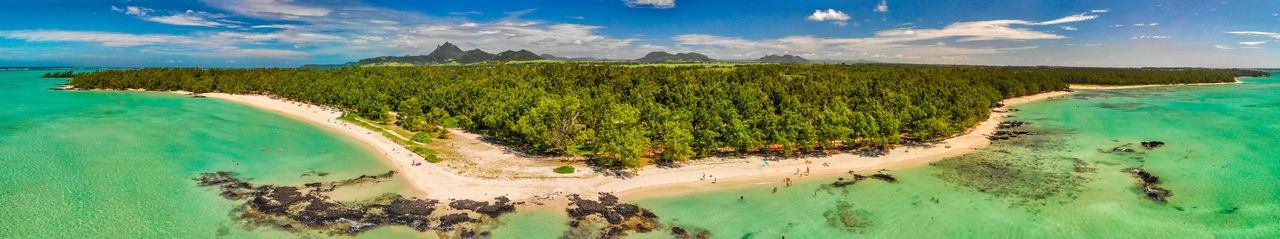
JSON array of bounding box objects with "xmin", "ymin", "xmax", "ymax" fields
[
  {"xmin": 807, "ymin": 9, "xmax": 850, "ymax": 26},
  {"xmin": 624, "ymin": 0, "xmax": 675, "ymax": 9},
  {"xmin": 670, "ymin": 13, "xmax": 1096, "ymax": 61},
  {"xmin": 874, "ymin": 0, "xmax": 888, "ymax": 12}
]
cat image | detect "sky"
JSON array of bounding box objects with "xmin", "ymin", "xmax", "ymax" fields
[{"xmin": 1, "ymin": 0, "xmax": 1278, "ymax": 68}]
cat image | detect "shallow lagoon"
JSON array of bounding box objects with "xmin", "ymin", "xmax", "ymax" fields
[{"xmin": 2, "ymin": 70, "xmax": 1278, "ymax": 238}]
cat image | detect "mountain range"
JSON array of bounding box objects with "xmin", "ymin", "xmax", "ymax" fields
[{"xmin": 315, "ymin": 42, "xmax": 877, "ymax": 67}]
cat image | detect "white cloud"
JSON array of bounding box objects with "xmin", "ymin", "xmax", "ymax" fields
[
  {"xmin": 251, "ymin": 24, "xmax": 298, "ymax": 29},
  {"xmin": 1110, "ymin": 24, "xmax": 1125, "ymax": 27},
  {"xmin": 1131, "ymin": 35, "xmax": 1169, "ymax": 39},
  {"xmin": 1090, "ymin": 9, "xmax": 1110, "ymax": 13},
  {"xmin": 449, "ymin": 11, "xmax": 482, "ymax": 15},
  {"xmin": 1060, "ymin": 26, "xmax": 1078, "ymax": 31},
  {"xmin": 624, "ymin": 0, "xmax": 675, "ymax": 9},
  {"xmin": 112, "ymin": 6, "xmax": 153, "ymax": 16},
  {"xmin": 0, "ymin": 30, "xmax": 196, "ymax": 47},
  {"xmin": 807, "ymin": 9, "xmax": 851, "ymax": 26},
  {"xmin": 142, "ymin": 10, "xmax": 230, "ymax": 27},
  {"xmin": 1226, "ymin": 31, "xmax": 1280, "ymax": 39},
  {"xmin": 370, "ymin": 19, "xmax": 399, "ymax": 25},
  {"xmin": 874, "ymin": 0, "xmax": 888, "ymax": 12},
  {"xmin": 1084, "ymin": 43, "xmax": 1103, "ymax": 47},
  {"xmin": 1148, "ymin": 23, "xmax": 1159, "ymax": 26},
  {"xmin": 1214, "ymin": 44, "xmax": 1234, "ymax": 49},
  {"xmin": 201, "ymin": 0, "xmax": 331, "ymax": 19},
  {"xmin": 1035, "ymin": 13, "xmax": 1098, "ymax": 25},
  {"xmin": 1133, "ymin": 23, "xmax": 1146, "ymax": 26},
  {"xmin": 668, "ymin": 13, "xmax": 1095, "ymax": 61},
  {"xmin": 1240, "ymin": 40, "xmax": 1268, "ymax": 46}
]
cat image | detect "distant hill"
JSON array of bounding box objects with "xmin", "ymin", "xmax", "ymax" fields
[
  {"xmin": 456, "ymin": 49, "xmax": 495, "ymax": 64},
  {"xmin": 635, "ymin": 51, "xmax": 714, "ymax": 63},
  {"xmin": 493, "ymin": 50, "xmax": 544, "ymax": 62},
  {"xmin": 540, "ymin": 54, "xmax": 605, "ymax": 62},
  {"xmin": 352, "ymin": 42, "xmax": 544, "ymax": 66},
  {"xmin": 757, "ymin": 54, "xmax": 810, "ymax": 64}
]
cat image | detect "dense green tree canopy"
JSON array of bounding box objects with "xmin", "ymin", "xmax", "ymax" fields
[{"xmin": 70, "ymin": 64, "xmax": 1265, "ymax": 167}]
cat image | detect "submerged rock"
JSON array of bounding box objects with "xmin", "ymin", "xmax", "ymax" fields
[
  {"xmin": 1125, "ymin": 168, "xmax": 1171, "ymax": 203},
  {"xmin": 997, "ymin": 121, "xmax": 1027, "ymax": 129},
  {"xmin": 824, "ymin": 202, "xmax": 873, "ymax": 233},
  {"xmin": 870, "ymin": 172, "xmax": 897, "ymax": 183},
  {"xmin": 988, "ymin": 130, "xmax": 1032, "ymax": 141},
  {"xmin": 564, "ymin": 193, "xmax": 660, "ymax": 239},
  {"xmin": 1141, "ymin": 141, "xmax": 1165, "ymax": 150},
  {"xmin": 1111, "ymin": 147, "xmax": 1136, "ymax": 153}
]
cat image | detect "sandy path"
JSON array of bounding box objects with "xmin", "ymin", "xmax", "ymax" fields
[{"xmin": 188, "ymin": 90, "xmax": 1074, "ymax": 201}]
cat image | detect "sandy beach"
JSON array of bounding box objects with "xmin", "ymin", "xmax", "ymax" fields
[
  {"xmin": 1069, "ymin": 78, "xmax": 1243, "ymax": 90},
  {"xmin": 185, "ymin": 90, "xmax": 1075, "ymax": 202}
]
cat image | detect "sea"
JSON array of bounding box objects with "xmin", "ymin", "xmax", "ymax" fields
[{"xmin": 2, "ymin": 69, "xmax": 1277, "ymax": 238}]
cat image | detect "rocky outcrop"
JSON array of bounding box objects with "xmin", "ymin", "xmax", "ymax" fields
[
  {"xmin": 1141, "ymin": 141, "xmax": 1165, "ymax": 149},
  {"xmin": 564, "ymin": 193, "xmax": 659, "ymax": 239},
  {"xmin": 194, "ymin": 171, "xmax": 520, "ymax": 237},
  {"xmin": 1125, "ymin": 168, "xmax": 1171, "ymax": 203}
]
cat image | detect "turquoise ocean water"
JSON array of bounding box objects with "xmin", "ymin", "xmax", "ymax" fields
[{"xmin": 2, "ymin": 69, "xmax": 1278, "ymax": 238}]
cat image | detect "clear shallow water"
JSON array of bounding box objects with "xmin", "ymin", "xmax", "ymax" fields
[
  {"xmin": 4, "ymin": 69, "xmax": 1279, "ymax": 238},
  {"xmin": 0, "ymin": 70, "xmax": 421, "ymax": 238}
]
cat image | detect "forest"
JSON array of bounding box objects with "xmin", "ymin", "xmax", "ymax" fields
[{"xmin": 68, "ymin": 64, "xmax": 1267, "ymax": 167}]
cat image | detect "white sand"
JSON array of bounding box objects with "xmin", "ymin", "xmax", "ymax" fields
[
  {"xmin": 192, "ymin": 90, "xmax": 1075, "ymax": 201},
  {"xmin": 1069, "ymin": 78, "xmax": 1243, "ymax": 90}
]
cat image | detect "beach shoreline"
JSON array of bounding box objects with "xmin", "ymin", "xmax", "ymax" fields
[
  {"xmin": 1068, "ymin": 78, "xmax": 1243, "ymax": 90},
  {"xmin": 76, "ymin": 86, "xmax": 1073, "ymax": 202}
]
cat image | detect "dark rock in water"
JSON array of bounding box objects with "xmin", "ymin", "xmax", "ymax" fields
[
  {"xmin": 449, "ymin": 199, "xmax": 485, "ymax": 210},
  {"xmin": 1112, "ymin": 147, "xmax": 1136, "ymax": 153},
  {"xmin": 565, "ymin": 193, "xmax": 660, "ymax": 238},
  {"xmin": 1141, "ymin": 141, "xmax": 1165, "ymax": 150},
  {"xmin": 670, "ymin": 226, "xmax": 711, "ymax": 239},
  {"xmin": 988, "ymin": 130, "xmax": 1032, "ymax": 141},
  {"xmin": 437, "ymin": 213, "xmax": 475, "ymax": 228},
  {"xmin": 997, "ymin": 121, "xmax": 1027, "ymax": 129},
  {"xmin": 870, "ymin": 173, "xmax": 897, "ymax": 183},
  {"xmin": 1125, "ymin": 168, "xmax": 1171, "ymax": 203},
  {"xmin": 194, "ymin": 171, "xmax": 519, "ymax": 237}
]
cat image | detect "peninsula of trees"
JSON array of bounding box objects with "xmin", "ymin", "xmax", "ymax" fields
[{"xmin": 69, "ymin": 64, "xmax": 1267, "ymax": 167}]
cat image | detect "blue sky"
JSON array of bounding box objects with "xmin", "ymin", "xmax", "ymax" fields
[{"xmin": 1, "ymin": 0, "xmax": 1278, "ymax": 67}]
